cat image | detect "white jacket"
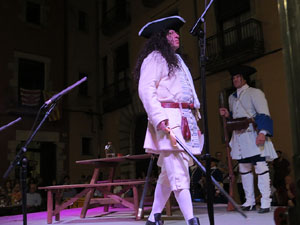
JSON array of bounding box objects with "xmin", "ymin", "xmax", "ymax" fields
[
  {"xmin": 228, "ymin": 84, "xmax": 277, "ymax": 161},
  {"xmin": 138, "ymin": 51, "xmax": 203, "ymax": 155}
]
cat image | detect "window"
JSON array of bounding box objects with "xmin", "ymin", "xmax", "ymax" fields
[
  {"xmin": 102, "ymin": 56, "xmax": 108, "ymax": 88},
  {"xmin": 215, "ymin": 0, "xmax": 251, "ymax": 34},
  {"xmin": 215, "ymin": 0, "xmax": 250, "ymax": 22},
  {"xmin": 78, "ymin": 72, "xmax": 88, "ymax": 97},
  {"xmin": 114, "ymin": 42, "xmax": 129, "ymax": 92},
  {"xmin": 81, "ymin": 137, "xmax": 92, "ymax": 156},
  {"xmin": 18, "ymin": 58, "xmax": 44, "ymax": 107},
  {"xmin": 222, "ymin": 11, "xmax": 251, "ymax": 47},
  {"xmin": 215, "ymin": 0, "xmax": 252, "ymax": 50},
  {"xmin": 101, "ymin": 0, "xmax": 107, "ymax": 20},
  {"xmin": 26, "ymin": 1, "xmax": 41, "ymax": 25},
  {"xmin": 115, "ymin": 0, "xmax": 127, "ymax": 19},
  {"xmin": 78, "ymin": 10, "xmax": 88, "ymax": 32}
]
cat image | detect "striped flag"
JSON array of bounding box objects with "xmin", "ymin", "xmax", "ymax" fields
[
  {"xmin": 43, "ymin": 91, "xmax": 61, "ymax": 121},
  {"xmin": 19, "ymin": 88, "xmax": 41, "ymax": 107}
]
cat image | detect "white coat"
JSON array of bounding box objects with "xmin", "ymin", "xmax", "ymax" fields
[
  {"xmin": 228, "ymin": 84, "xmax": 277, "ymax": 161},
  {"xmin": 138, "ymin": 51, "xmax": 203, "ymax": 155}
]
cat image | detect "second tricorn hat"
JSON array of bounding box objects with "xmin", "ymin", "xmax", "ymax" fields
[
  {"xmin": 138, "ymin": 15, "xmax": 185, "ymax": 38},
  {"xmin": 229, "ymin": 65, "xmax": 257, "ymax": 77}
]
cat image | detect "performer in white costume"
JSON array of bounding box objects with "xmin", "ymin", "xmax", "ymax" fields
[
  {"xmin": 134, "ymin": 16, "xmax": 204, "ymax": 225},
  {"xmin": 220, "ymin": 65, "xmax": 277, "ymax": 213}
]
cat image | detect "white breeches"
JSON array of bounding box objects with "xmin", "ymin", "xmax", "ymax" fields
[
  {"xmin": 157, "ymin": 152, "xmax": 191, "ymax": 190},
  {"xmin": 148, "ymin": 152, "xmax": 194, "ymax": 223}
]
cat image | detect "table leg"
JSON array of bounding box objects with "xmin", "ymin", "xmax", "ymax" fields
[
  {"xmin": 47, "ymin": 190, "xmax": 53, "ymax": 224},
  {"xmin": 80, "ymin": 167, "xmax": 100, "ymax": 218},
  {"xmin": 80, "ymin": 188, "xmax": 94, "ymax": 218},
  {"xmin": 104, "ymin": 165, "xmax": 116, "ymax": 212},
  {"xmin": 55, "ymin": 191, "xmax": 61, "ymax": 221},
  {"xmin": 165, "ymin": 197, "xmax": 172, "ymax": 216},
  {"xmin": 132, "ymin": 186, "xmax": 139, "ymax": 219}
]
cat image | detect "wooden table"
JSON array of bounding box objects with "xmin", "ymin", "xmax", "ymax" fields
[
  {"xmin": 39, "ymin": 154, "xmax": 172, "ymax": 224},
  {"xmin": 76, "ymin": 154, "xmax": 152, "ymax": 219}
]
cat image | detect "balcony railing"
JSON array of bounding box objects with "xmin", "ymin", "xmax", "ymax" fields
[
  {"xmin": 101, "ymin": 1, "xmax": 131, "ymax": 36},
  {"xmin": 206, "ymin": 18, "xmax": 264, "ymax": 73},
  {"xmin": 102, "ymin": 76, "xmax": 131, "ymax": 112}
]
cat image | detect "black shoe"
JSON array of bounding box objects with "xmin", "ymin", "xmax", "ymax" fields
[
  {"xmin": 258, "ymin": 207, "xmax": 270, "ymax": 213},
  {"xmin": 241, "ymin": 205, "xmax": 256, "ymax": 211},
  {"xmin": 188, "ymin": 217, "xmax": 200, "ymax": 225},
  {"xmin": 145, "ymin": 213, "xmax": 164, "ymax": 225}
]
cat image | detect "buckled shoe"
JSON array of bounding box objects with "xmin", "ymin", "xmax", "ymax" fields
[
  {"xmin": 258, "ymin": 207, "xmax": 270, "ymax": 214},
  {"xmin": 145, "ymin": 213, "xmax": 164, "ymax": 225},
  {"xmin": 241, "ymin": 205, "xmax": 256, "ymax": 211},
  {"xmin": 188, "ymin": 217, "xmax": 200, "ymax": 225}
]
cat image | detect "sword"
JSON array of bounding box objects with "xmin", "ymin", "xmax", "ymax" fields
[{"xmin": 168, "ymin": 129, "xmax": 247, "ymax": 218}]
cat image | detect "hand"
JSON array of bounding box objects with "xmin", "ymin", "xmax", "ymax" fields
[
  {"xmin": 157, "ymin": 120, "xmax": 169, "ymax": 134},
  {"xmin": 288, "ymin": 199, "xmax": 295, "ymax": 207},
  {"xmin": 256, "ymin": 133, "xmax": 266, "ymax": 146},
  {"xmin": 219, "ymin": 108, "xmax": 229, "ymax": 117}
]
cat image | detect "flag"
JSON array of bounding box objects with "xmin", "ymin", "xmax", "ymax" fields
[
  {"xmin": 19, "ymin": 88, "xmax": 41, "ymax": 107},
  {"xmin": 43, "ymin": 91, "xmax": 61, "ymax": 121}
]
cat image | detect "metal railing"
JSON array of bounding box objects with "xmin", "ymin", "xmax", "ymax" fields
[{"xmin": 206, "ymin": 18, "xmax": 264, "ymax": 73}]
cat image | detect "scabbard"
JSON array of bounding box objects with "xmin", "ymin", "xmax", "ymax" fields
[{"xmin": 137, "ymin": 154, "xmax": 155, "ymax": 220}]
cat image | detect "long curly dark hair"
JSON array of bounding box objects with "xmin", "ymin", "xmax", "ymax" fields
[{"xmin": 133, "ymin": 30, "xmax": 179, "ymax": 83}]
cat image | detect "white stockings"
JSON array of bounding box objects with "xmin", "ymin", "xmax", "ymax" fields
[{"xmin": 149, "ymin": 183, "xmax": 194, "ymax": 223}]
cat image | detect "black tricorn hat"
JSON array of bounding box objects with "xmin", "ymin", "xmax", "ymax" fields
[
  {"xmin": 138, "ymin": 15, "xmax": 185, "ymax": 38},
  {"xmin": 229, "ymin": 65, "xmax": 257, "ymax": 77}
]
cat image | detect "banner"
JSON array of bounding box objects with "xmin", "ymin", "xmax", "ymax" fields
[{"xmin": 19, "ymin": 88, "xmax": 41, "ymax": 107}]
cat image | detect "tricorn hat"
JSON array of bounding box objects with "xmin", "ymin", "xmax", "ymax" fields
[
  {"xmin": 138, "ymin": 15, "xmax": 185, "ymax": 38},
  {"xmin": 228, "ymin": 65, "xmax": 257, "ymax": 77}
]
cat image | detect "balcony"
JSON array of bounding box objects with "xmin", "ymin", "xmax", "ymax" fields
[
  {"xmin": 102, "ymin": 77, "xmax": 132, "ymax": 113},
  {"xmin": 101, "ymin": 1, "xmax": 131, "ymax": 36},
  {"xmin": 206, "ymin": 19, "xmax": 264, "ymax": 73}
]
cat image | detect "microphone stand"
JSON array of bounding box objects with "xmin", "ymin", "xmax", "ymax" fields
[
  {"xmin": 3, "ymin": 103, "xmax": 57, "ymax": 225},
  {"xmin": 2, "ymin": 77, "xmax": 87, "ymax": 225},
  {"xmin": 190, "ymin": 0, "xmax": 215, "ymax": 224}
]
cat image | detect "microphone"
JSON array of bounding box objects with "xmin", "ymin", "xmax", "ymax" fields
[
  {"xmin": 0, "ymin": 117, "xmax": 22, "ymax": 132},
  {"xmin": 44, "ymin": 77, "xmax": 87, "ymax": 106}
]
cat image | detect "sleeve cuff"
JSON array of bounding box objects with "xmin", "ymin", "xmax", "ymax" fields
[{"xmin": 259, "ymin": 130, "xmax": 267, "ymax": 135}]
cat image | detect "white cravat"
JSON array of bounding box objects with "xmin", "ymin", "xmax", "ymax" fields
[{"xmin": 236, "ymin": 84, "xmax": 249, "ymax": 98}]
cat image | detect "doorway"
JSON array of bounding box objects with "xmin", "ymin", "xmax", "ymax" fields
[
  {"xmin": 134, "ymin": 114, "xmax": 158, "ymax": 179},
  {"xmin": 15, "ymin": 142, "xmax": 56, "ymax": 186}
]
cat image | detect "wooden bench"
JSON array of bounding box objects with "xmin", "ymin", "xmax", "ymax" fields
[{"xmin": 39, "ymin": 180, "xmax": 147, "ymax": 224}]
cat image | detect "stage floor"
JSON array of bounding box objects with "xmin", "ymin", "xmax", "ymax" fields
[{"xmin": 0, "ymin": 203, "xmax": 275, "ymax": 225}]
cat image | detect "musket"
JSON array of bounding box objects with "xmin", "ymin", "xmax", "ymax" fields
[{"xmin": 219, "ymin": 92, "xmax": 235, "ymax": 211}]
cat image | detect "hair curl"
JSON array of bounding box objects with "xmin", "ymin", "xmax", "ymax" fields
[{"xmin": 133, "ymin": 30, "xmax": 179, "ymax": 83}]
